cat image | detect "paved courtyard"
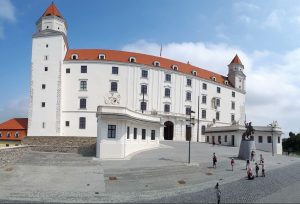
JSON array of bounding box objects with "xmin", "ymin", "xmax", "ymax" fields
[{"xmin": 0, "ymin": 141, "xmax": 299, "ymax": 203}]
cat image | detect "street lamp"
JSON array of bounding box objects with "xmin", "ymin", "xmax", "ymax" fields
[
  {"xmin": 186, "ymin": 109, "xmax": 195, "ymax": 163},
  {"xmin": 268, "ymin": 121, "xmax": 277, "ymax": 156}
]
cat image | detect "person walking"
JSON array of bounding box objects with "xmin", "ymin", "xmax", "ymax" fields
[
  {"xmin": 213, "ymin": 153, "xmax": 217, "ymax": 168},
  {"xmin": 230, "ymin": 158, "xmax": 235, "ymax": 171},
  {"xmin": 262, "ymin": 166, "xmax": 265, "ymax": 177},
  {"xmin": 246, "ymin": 159, "xmax": 250, "ymax": 170},
  {"xmin": 215, "ymin": 182, "xmax": 221, "ymax": 204},
  {"xmin": 255, "ymin": 163, "xmax": 259, "ymax": 177},
  {"xmin": 250, "ymin": 151, "xmax": 255, "ymax": 162}
]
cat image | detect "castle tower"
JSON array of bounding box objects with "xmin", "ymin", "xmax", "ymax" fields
[
  {"xmin": 28, "ymin": 2, "xmax": 68, "ymax": 136},
  {"xmin": 227, "ymin": 54, "xmax": 246, "ymax": 92}
]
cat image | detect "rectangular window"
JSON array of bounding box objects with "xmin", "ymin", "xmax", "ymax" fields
[
  {"xmin": 79, "ymin": 117, "xmax": 86, "ymax": 129},
  {"xmin": 44, "ymin": 67, "xmax": 48, "ymax": 71},
  {"xmin": 80, "ymin": 98, "xmax": 87, "ymax": 109},
  {"xmin": 225, "ymin": 135, "xmax": 227, "ymax": 142},
  {"xmin": 111, "ymin": 82, "xmax": 118, "ymax": 92},
  {"xmin": 41, "ymin": 102, "xmax": 45, "ymax": 107},
  {"xmin": 165, "ymin": 74, "xmax": 171, "ymax": 82},
  {"xmin": 201, "ymin": 125, "xmax": 206, "ymax": 135},
  {"xmin": 42, "ymin": 84, "xmax": 46, "ymax": 89},
  {"xmin": 187, "ymin": 78, "xmax": 192, "ymax": 86},
  {"xmin": 44, "ymin": 55, "xmax": 48, "ymax": 60},
  {"xmin": 278, "ymin": 136, "xmax": 281, "ymax": 143},
  {"xmin": 66, "ymin": 68, "xmax": 70, "ymax": 73},
  {"xmin": 202, "ymin": 109, "xmax": 206, "ymax": 119},
  {"xmin": 112, "ymin": 66, "xmax": 119, "ymax": 74},
  {"xmin": 164, "ymin": 104, "xmax": 170, "ymax": 113},
  {"xmin": 108, "ymin": 125, "xmax": 116, "ymax": 138},
  {"xmin": 231, "ymin": 102, "xmax": 235, "ymax": 110},
  {"xmin": 232, "ymin": 91, "xmax": 235, "ymax": 97},
  {"xmin": 142, "ymin": 129, "xmax": 146, "ymax": 140},
  {"xmin": 65, "ymin": 121, "xmax": 70, "ymax": 127},
  {"xmin": 165, "ymin": 88, "xmax": 171, "ymax": 97},
  {"xmin": 151, "ymin": 130, "xmax": 155, "ymax": 140},
  {"xmin": 80, "ymin": 80, "xmax": 87, "ymax": 91},
  {"xmin": 202, "ymin": 95, "xmax": 207, "ymax": 104},
  {"xmin": 186, "ymin": 107, "xmax": 191, "ymax": 115},
  {"xmin": 216, "ymin": 98, "xmax": 220, "ymax": 107},
  {"xmin": 216, "ymin": 112, "xmax": 220, "ymax": 121},
  {"xmin": 202, "ymin": 83, "xmax": 207, "ymax": 90},
  {"xmin": 231, "ymin": 114, "xmax": 235, "ymax": 122},
  {"xmin": 42, "ymin": 122, "xmax": 46, "ymax": 129},
  {"xmin": 140, "ymin": 101, "xmax": 147, "ymax": 111},
  {"xmin": 134, "ymin": 128, "xmax": 137, "ymax": 139},
  {"xmin": 141, "ymin": 70, "xmax": 148, "ymax": 78},
  {"xmin": 217, "ymin": 87, "xmax": 221, "ymax": 93},
  {"xmin": 186, "ymin": 92, "xmax": 191, "ymax": 101},
  {"xmin": 127, "ymin": 126, "xmax": 130, "ymax": 139},
  {"xmin": 81, "ymin": 66, "xmax": 87, "ymax": 73},
  {"xmin": 141, "ymin": 85, "xmax": 147, "ymax": 94},
  {"xmin": 267, "ymin": 136, "xmax": 272, "ymax": 143},
  {"xmin": 258, "ymin": 136, "xmax": 263, "ymax": 143}
]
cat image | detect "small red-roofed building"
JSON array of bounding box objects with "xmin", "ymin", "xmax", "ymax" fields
[{"xmin": 0, "ymin": 118, "xmax": 28, "ymax": 148}]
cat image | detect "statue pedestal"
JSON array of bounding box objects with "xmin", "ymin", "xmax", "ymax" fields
[{"xmin": 238, "ymin": 140, "xmax": 256, "ymax": 160}]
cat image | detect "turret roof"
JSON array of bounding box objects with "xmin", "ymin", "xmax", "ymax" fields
[
  {"xmin": 42, "ymin": 2, "xmax": 63, "ymax": 19},
  {"xmin": 230, "ymin": 54, "xmax": 243, "ymax": 65}
]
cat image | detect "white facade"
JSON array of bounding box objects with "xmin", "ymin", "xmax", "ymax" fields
[
  {"xmin": 96, "ymin": 106, "xmax": 160, "ymax": 159},
  {"xmin": 205, "ymin": 124, "xmax": 283, "ymax": 154},
  {"xmin": 28, "ymin": 4, "xmax": 246, "ymax": 144}
]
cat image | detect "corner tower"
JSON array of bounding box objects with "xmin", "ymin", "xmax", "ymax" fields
[
  {"xmin": 28, "ymin": 2, "xmax": 68, "ymax": 136},
  {"xmin": 227, "ymin": 54, "xmax": 246, "ymax": 92}
]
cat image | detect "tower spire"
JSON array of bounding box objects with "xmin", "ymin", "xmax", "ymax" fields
[
  {"xmin": 230, "ymin": 54, "xmax": 243, "ymax": 65},
  {"xmin": 42, "ymin": 2, "xmax": 64, "ymax": 19}
]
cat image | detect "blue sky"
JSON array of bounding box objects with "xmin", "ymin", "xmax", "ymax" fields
[{"xmin": 0, "ymin": 0, "xmax": 300, "ymax": 135}]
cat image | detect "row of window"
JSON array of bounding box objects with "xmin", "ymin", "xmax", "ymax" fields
[
  {"xmin": 207, "ymin": 135, "xmax": 281, "ymax": 144},
  {"xmin": 0, "ymin": 132, "xmax": 19, "ymax": 138}
]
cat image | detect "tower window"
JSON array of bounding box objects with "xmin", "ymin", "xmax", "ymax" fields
[
  {"xmin": 141, "ymin": 84, "xmax": 147, "ymax": 94},
  {"xmin": 216, "ymin": 98, "xmax": 220, "ymax": 107},
  {"xmin": 41, "ymin": 102, "xmax": 45, "ymax": 107},
  {"xmin": 186, "ymin": 107, "xmax": 191, "ymax": 115},
  {"xmin": 80, "ymin": 80, "xmax": 87, "ymax": 91},
  {"xmin": 112, "ymin": 66, "xmax": 119, "ymax": 74},
  {"xmin": 231, "ymin": 101, "xmax": 235, "ymax": 110},
  {"xmin": 44, "ymin": 67, "xmax": 48, "ymax": 71},
  {"xmin": 202, "ymin": 95, "xmax": 207, "ymax": 104},
  {"xmin": 44, "ymin": 55, "xmax": 48, "ymax": 61},
  {"xmin": 140, "ymin": 102, "xmax": 147, "ymax": 111},
  {"xmin": 79, "ymin": 98, "xmax": 87, "ymax": 109},
  {"xmin": 165, "ymin": 88, "xmax": 171, "ymax": 97},
  {"xmin": 201, "ymin": 109, "xmax": 206, "ymax": 119},
  {"xmin": 66, "ymin": 68, "xmax": 70, "ymax": 73},
  {"xmin": 202, "ymin": 83, "xmax": 207, "ymax": 90},
  {"xmin": 42, "ymin": 84, "xmax": 46, "ymax": 89},
  {"xmin": 129, "ymin": 57, "xmax": 136, "ymax": 63},
  {"xmin": 216, "ymin": 112, "xmax": 220, "ymax": 121},
  {"xmin": 111, "ymin": 82, "xmax": 118, "ymax": 92},
  {"xmin": 81, "ymin": 66, "xmax": 87, "ymax": 73},
  {"xmin": 217, "ymin": 87, "xmax": 221, "ymax": 93},
  {"xmin": 201, "ymin": 125, "xmax": 206, "ymax": 135},
  {"xmin": 108, "ymin": 125, "xmax": 117, "ymax": 138},
  {"xmin": 186, "ymin": 92, "xmax": 192, "ymax": 101},
  {"xmin": 65, "ymin": 121, "xmax": 70, "ymax": 127},
  {"xmin": 187, "ymin": 78, "xmax": 192, "ymax": 86},
  {"xmin": 231, "ymin": 114, "xmax": 235, "ymax": 122},
  {"xmin": 42, "ymin": 122, "xmax": 46, "ymax": 128},
  {"xmin": 232, "ymin": 91, "xmax": 235, "ymax": 97},
  {"xmin": 46, "ymin": 44, "xmax": 49, "ymax": 48}
]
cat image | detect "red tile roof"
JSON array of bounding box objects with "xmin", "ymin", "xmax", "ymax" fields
[
  {"xmin": 42, "ymin": 2, "xmax": 63, "ymax": 19},
  {"xmin": 0, "ymin": 118, "xmax": 28, "ymax": 130},
  {"xmin": 230, "ymin": 54, "xmax": 243, "ymax": 65},
  {"xmin": 65, "ymin": 49, "xmax": 233, "ymax": 86}
]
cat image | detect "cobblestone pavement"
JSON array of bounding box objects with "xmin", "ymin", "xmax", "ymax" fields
[{"xmin": 141, "ymin": 162, "xmax": 300, "ymax": 203}]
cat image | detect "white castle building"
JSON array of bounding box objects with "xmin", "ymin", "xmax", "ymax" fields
[{"xmin": 28, "ymin": 3, "xmax": 281, "ymax": 158}]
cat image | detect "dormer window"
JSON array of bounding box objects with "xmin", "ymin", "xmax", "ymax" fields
[
  {"xmin": 172, "ymin": 65, "xmax": 178, "ymax": 71},
  {"xmin": 71, "ymin": 54, "xmax": 78, "ymax": 60},
  {"xmin": 129, "ymin": 57, "xmax": 136, "ymax": 63},
  {"xmin": 192, "ymin": 70, "xmax": 197, "ymax": 76},
  {"xmin": 211, "ymin": 76, "xmax": 216, "ymax": 82},
  {"xmin": 99, "ymin": 54, "xmax": 106, "ymax": 60},
  {"xmin": 153, "ymin": 61, "xmax": 160, "ymax": 67},
  {"xmin": 224, "ymin": 80, "xmax": 229, "ymax": 85}
]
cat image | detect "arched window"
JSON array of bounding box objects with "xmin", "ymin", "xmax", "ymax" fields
[
  {"xmin": 98, "ymin": 54, "xmax": 106, "ymax": 60},
  {"xmin": 211, "ymin": 76, "xmax": 216, "ymax": 81},
  {"xmin": 15, "ymin": 132, "xmax": 19, "ymax": 138},
  {"xmin": 192, "ymin": 70, "xmax": 197, "ymax": 76},
  {"xmin": 172, "ymin": 65, "xmax": 178, "ymax": 71},
  {"xmin": 71, "ymin": 54, "xmax": 78, "ymax": 60},
  {"xmin": 153, "ymin": 61, "xmax": 160, "ymax": 67},
  {"xmin": 224, "ymin": 80, "xmax": 229, "ymax": 85},
  {"xmin": 129, "ymin": 57, "xmax": 136, "ymax": 63}
]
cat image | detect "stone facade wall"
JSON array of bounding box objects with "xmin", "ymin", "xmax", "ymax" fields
[
  {"xmin": 22, "ymin": 136, "xmax": 96, "ymax": 156},
  {"xmin": 0, "ymin": 146, "xmax": 31, "ymax": 167}
]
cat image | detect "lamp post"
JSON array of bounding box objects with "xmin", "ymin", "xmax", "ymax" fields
[
  {"xmin": 187, "ymin": 109, "xmax": 195, "ymax": 163},
  {"xmin": 268, "ymin": 121, "xmax": 276, "ymax": 156}
]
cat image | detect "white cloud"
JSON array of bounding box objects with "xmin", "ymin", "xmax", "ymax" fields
[
  {"xmin": 262, "ymin": 10, "xmax": 285, "ymax": 29},
  {"xmin": 122, "ymin": 40, "xmax": 300, "ymax": 135},
  {"xmin": 0, "ymin": 97, "xmax": 28, "ymax": 123},
  {"xmin": 0, "ymin": 0, "xmax": 16, "ymax": 38}
]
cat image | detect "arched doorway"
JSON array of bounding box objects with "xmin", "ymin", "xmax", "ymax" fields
[{"xmin": 164, "ymin": 121, "xmax": 174, "ymax": 140}]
